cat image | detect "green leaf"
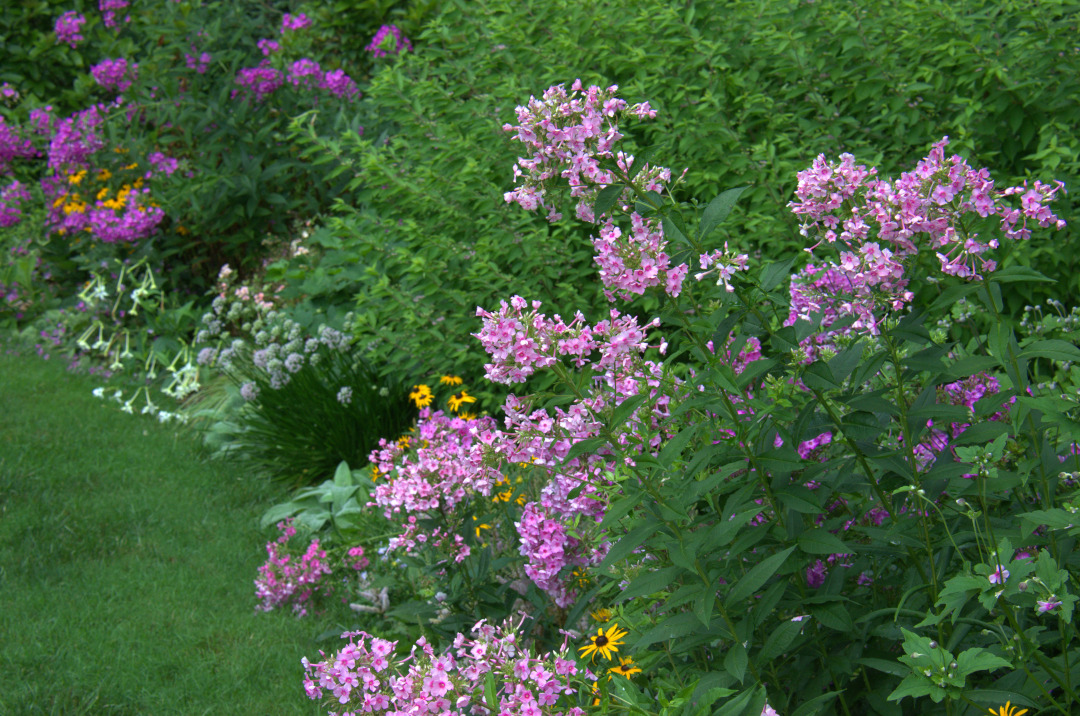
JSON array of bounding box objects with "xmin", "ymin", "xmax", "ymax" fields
[
  {"xmin": 810, "ymin": 601, "xmax": 854, "ymax": 632},
  {"xmin": 333, "ymin": 460, "xmax": 353, "ymax": 487},
  {"xmin": 886, "ymin": 674, "xmax": 936, "ymax": 703},
  {"xmin": 1022, "ymin": 339, "xmax": 1080, "ymax": 362},
  {"xmin": 594, "ymin": 183, "xmax": 624, "ymax": 217},
  {"xmin": 1019, "ymin": 508, "xmax": 1076, "ymax": 538},
  {"xmin": 790, "ymin": 691, "xmax": 841, "ymax": 716},
  {"xmin": 797, "ymin": 529, "xmax": 850, "ymax": 555},
  {"xmin": 955, "ymin": 647, "xmax": 1011, "ymax": 677},
  {"xmin": 484, "ymin": 669, "xmax": 497, "ymax": 711},
  {"xmin": 662, "ymin": 216, "xmax": 691, "ymax": 247},
  {"xmin": 759, "ymin": 619, "xmax": 804, "ymax": 660},
  {"xmin": 726, "ymin": 546, "xmax": 795, "ymax": 605},
  {"xmin": 599, "ymin": 520, "xmax": 659, "ymax": 572},
  {"xmin": 723, "ymin": 642, "xmax": 748, "ymax": 683},
  {"xmin": 759, "ymin": 257, "xmax": 796, "ymax": 293},
  {"xmin": 660, "ymin": 424, "xmax": 698, "ymax": 468},
  {"xmin": 610, "ymin": 394, "xmax": 649, "ymax": 427},
  {"xmin": 565, "ymin": 437, "xmax": 608, "ymax": 463},
  {"xmin": 858, "ymin": 658, "xmax": 907, "ymax": 677},
  {"xmin": 698, "ymin": 186, "xmax": 748, "ymax": 240},
  {"xmin": 617, "ymin": 566, "xmax": 684, "ymax": 603}
]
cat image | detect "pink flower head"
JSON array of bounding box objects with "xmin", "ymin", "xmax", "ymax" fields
[
  {"xmin": 988, "ymin": 565, "xmax": 1009, "ymax": 585},
  {"xmin": 100, "ymin": 0, "xmax": 130, "ymax": 28},
  {"xmin": 1037, "ymin": 598, "xmax": 1062, "ymax": 614},
  {"xmin": 91, "ymin": 58, "xmax": 137, "ymax": 93},
  {"xmin": 55, "ymin": 11, "xmax": 87, "ymax": 48},
  {"xmin": 281, "ymin": 12, "xmax": 311, "ymax": 34},
  {"xmin": 366, "ymin": 24, "xmax": 413, "ymax": 58}
]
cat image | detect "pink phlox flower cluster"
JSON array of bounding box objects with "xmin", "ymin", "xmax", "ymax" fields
[
  {"xmin": 371, "ymin": 410, "xmax": 501, "ymax": 518},
  {"xmin": 91, "ymin": 58, "xmax": 138, "ymax": 93},
  {"xmin": 99, "ymin": 0, "xmax": 130, "ymax": 28},
  {"xmin": 257, "ymin": 38, "xmax": 280, "ymax": 56},
  {"xmin": 797, "ymin": 431, "xmax": 832, "ymax": 461},
  {"xmin": 474, "ymin": 296, "xmax": 658, "ymax": 384},
  {"xmin": 29, "ymin": 107, "xmax": 54, "ymax": 136},
  {"xmin": 54, "ymin": 10, "xmax": 87, "ymax": 48},
  {"xmin": 303, "ymin": 618, "xmax": 584, "ymax": 715},
  {"xmin": 0, "ymin": 117, "xmax": 38, "ymax": 175},
  {"xmin": 366, "ymin": 24, "xmax": 413, "ymax": 58},
  {"xmin": 281, "ymin": 12, "xmax": 311, "ymax": 33},
  {"xmin": 148, "ymin": 151, "xmax": 178, "ymax": 176},
  {"xmin": 185, "ymin": 51, "xmax": 211, "ymax": 74},
  {"xmin": 288, "ymin": 59, "xmax": 323, "ymax": 89},
  {"xmin": 46, "ymin": 105, "xmax": 106, "ymax": 173},
  {"xmin": 255, "ymin": 519, "xmax": 333, "ymax": 616},
  {"xmin": 516, "ymin": 502, "xmax": 589, "ymax": 607},
  {"xmin": 88, "ymin": 187, "xmax": 165, "ymax": 243},
  {"xmin": 791, "ymin": 137, "xmax": 1066, "ymax": 290},
  {"xmin": 785, "ymin": 263, "xmax": 875, "ymax": 361},
  {"xmin": 233, "ymin": 62, "xmax": 283, "ymax": 102},
  {"xmin": 697, "ymin": 244, "xmax": 750, "ymax": 292},
  {"xmin": 503, "ymin": 81, "xmax": 686, "ymax": 299},
  {"xmin": 0, "ymin": 181, "xmax": 31, "ymax": 227},
  {"xmin": 912, "ymin": 372, "xmax": 1012, "ymax": 469},
  {"xmin": 321, "ymin": 69, "xmax": 361, "ymax": 100}
]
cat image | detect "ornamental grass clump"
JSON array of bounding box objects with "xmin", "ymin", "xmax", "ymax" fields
[
  {"xmin": 191, "ymin": 270, "xmax": 414, "ymax": 487},
  {"xmin": 296, "ymin": 81, "xmax": 1078, "ymax": 715}
]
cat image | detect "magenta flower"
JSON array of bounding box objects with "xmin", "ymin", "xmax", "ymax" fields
[
  {"xmin": 184, "ymin": 52, "xmax": 211, "ymax": 74},
  {"xmin": 988, "ymin": 565, "xmax": 1010, "ymax": 585},
  {"xmin": 233, "ymin": 63, "xmax": 283, "ymax": 102},
  {"xmin": 806, "ymin": 560, "xmax": 828, "ymax": 588},
  {"xmin": 256, "ymin": 38, "xmax": 280, "ymax": 56},
  {"xmin": 0, "ymin": 180, "xmax": 31, "ymax": 228},
  {"xmin": 366, "ymin": 24, "xmax": 413, "ymax": 58},
  {"xmin": 54, "ymin": 10, "xmax": 86, "ymax": 48},
  {"xmin": 99, "ymin": 0, "xmax": 130, "ymax": 28},
  {"xmin": 281, "ymin": 12, "xmax": 311, "ymax": 34},
  {"xmin": 91, "ymin": 58, "xmax": 138, "ymax": 93},
  {"xmin": 1037, "ymin": 598, "xmax": 1062, "ymax": 614}
]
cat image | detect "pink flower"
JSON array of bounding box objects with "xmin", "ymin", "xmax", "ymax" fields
[
  {"xmin": 54, "ymin": 11, "xmax": 86, "ymax": 48},
  {"xmin": 1037, "ymin": 598, "xmax": 1062, "ymax": 614},
  {"xmin": 988, "ymin": 565, "xmax": 1009, "ymax": 585},
  {"xmin": 281, "ymin": 12, "xmax": 311, "ymax": 33}
]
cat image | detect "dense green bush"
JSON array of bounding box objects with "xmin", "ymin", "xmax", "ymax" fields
[{"xmin": 279, "ymin": 0, "xmax": 1078, "ymax": 395}]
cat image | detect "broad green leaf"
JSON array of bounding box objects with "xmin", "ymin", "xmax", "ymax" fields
[
  {"xmin": 797, "ymin": 529, "xmax": 850, "ymax": 555},
  {"xmin": 723, "ymin": 642, "xmax": 748, "ymax": 683},
  {"xmin": 594, "ymin": 183, "xmax": 624, "ymax": 217},
  {"xmin": 726, "ymin": 547, "xmax": 795, "ymax": 605},
  {"xmin": 760, "ymin": 257, "xmax": 796, "ymax": 293},
  {"xmin": 617, "ymin": 566, "xmax": 684, "ymax": 603},
  {"xmin": 698, "ymin": 186, "xmax": 748, "ymax": 240}
]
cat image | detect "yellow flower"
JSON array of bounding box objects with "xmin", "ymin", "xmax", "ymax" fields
[
  {"xmin": 439, "ymin": 375, "xmax": 463, "ymax": 386},
  {"xmin": 448, "ymin": 390, "xmax": 477, "ymax": 413},
  {"xmin": 408, "ymin": 384, "xmax": 433, "ymax": 408},
  {"xmin": 96, "ymin": 187, "xmax": 110, "ymax": 201},
  {"xmin": 97, "ymin": 169, "xmax": 112, "ymax": 181},
  {"xmin": 472, "ymin": 515, "xmax": 491, "ymax": 539},
  {"xmin": 67, "ymin": 169, "xmax": 87, "ymax": 185},
  {"xmin": 123, "ymin": 162, "xmax": 138, "ymax": 170},
  {"xmin": 988, "ymin": 703, "xmax": 1028, "ymax": 716},
  {"xmin": 459, "ymin": 412, "xmax": 476, "ymax": 421},
  {"xmin": 396, "ymin": 435, "xmax": 412, "ymax": 450},
  {"xmin": 579, "ymin": 623, "xmax": 628, "ymax": 661},
  {"xmin": 590, "ymin": 608, "xmax": 612, "ymax": 623},
  {"xmin": 608, "ymin": 657, "xmax": 641, "ymax": 680},
  {"xmin": 370, "ymin": 465, "xmax": 382, "ymax": 481}
]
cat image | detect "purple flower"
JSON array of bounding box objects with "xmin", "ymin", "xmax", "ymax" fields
[
  {"xmin": 184, "ymin": 52, "xmax": 211, "ymax": 74},
  {"xmin": 0, "ymin": 180, "xmax": 31, "ymax": 227},
  {"xmin": 100, "ymin": 0, "xmax": 130, "ymax": 29},
  {"xmin": 91, "ymin": 58, "xmax": 138, "ymax": 93},
  {"xmin": 281, "ymin": 12, "xmax": 311, "ymax": 34},
  {"xmin": 988, "ymin": 565, "xmax": 1010, "ymax": 585},
  {"xmin": 366, "ymin": 24, "xmax": 413, "ymax": 58},
  {"xmin": 0, "ymin": 116, "xmax": 38, "ymax": 174},
  {"xmin": 55, "ymin": 11, "xmax": 87, "ymax": 48},
  {"xmin": 287, "ymin": 59, "xmax": 322, "ymax": 88},
  {"xmin": 320, "ymin": 68, "xmax": 361, "ymax": 100},
  {"xmin": 806, "ymin": 559, "xmax": 828, "ymax": 588},
  {"xmin": 148, "ymin": 151, "xmax": 178, "ymax": 176},
  {"xmin": 233, "ymin": 63, "xmax": 282, "ymax": 102},
  {"xmin": 1037, "ymin": 598, "xmax": 1062, "ymax": 614},
  {"xmin": 257, "ymin": 38, "xmax": 280, "ymax": 56}
]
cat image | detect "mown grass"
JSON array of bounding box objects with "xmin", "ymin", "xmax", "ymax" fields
[{"xmin": 0, "ymin": 345, "xmax": 332, "ymax": 714}]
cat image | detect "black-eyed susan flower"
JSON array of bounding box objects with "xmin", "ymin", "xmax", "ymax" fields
[
  {"xmin": 608, "ymin": 657, "xmax": 641, "ymax": 679},
  {"xmin": 579, "ymin": 623, "xmax": 628, "ymax": 661},
  {"xmin": 988, "ymin": 703, "xmax": 1028, "ymax": 716},
  {"xmin": 408, "ymin": 384, "xmax": 433, "ymax": 408},
  {"xmin": 448, "ymin": 390, "xmax": 477, "ymax": 413},
  {"xmin": 439, "ymin": 375, "xmax": 463, "ymax": 386},
  {"xmin": 590, "ymin": 608, "xmax": 612, "ymax": 622},
  {"xmin": 472, "ymin": 515, "xmax": 491, "ymax": 539}
]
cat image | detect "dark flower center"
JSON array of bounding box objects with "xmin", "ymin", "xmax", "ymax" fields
[{"xmin": 595, "ymin": 635, "xmax": 609, "ymax": 647}]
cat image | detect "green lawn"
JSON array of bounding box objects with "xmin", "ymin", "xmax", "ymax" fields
[{"xmin": 0, "ymin": 345, "xmax": 331, "ymax": 714}]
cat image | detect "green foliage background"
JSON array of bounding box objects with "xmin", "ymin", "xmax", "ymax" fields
[{"xmin": 279, "ymin": 0, "xmax": 1078, "ymax": 389}]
